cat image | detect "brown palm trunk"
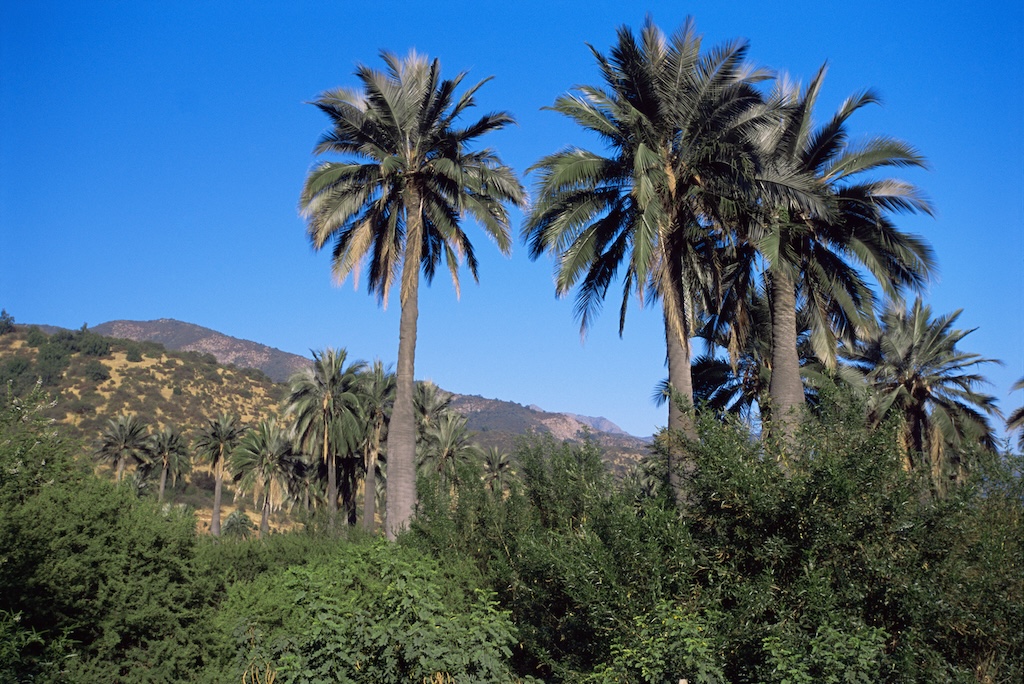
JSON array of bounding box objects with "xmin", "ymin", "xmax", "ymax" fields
[
  {"xmin": 259, "ymin": 494, "xmax": 270, "ymax": 539},
  {"xmin": 327, "ymin": 451, "xmax": 338, "ymax": 529},
  {"xmin": 385, "ymin": 188, "xmax": 423, "ymax": 540},
  {"xmin": 158, "ymin": 462, "xmax": 169, "ymax": 502},
  {"xmin": 768, "ymin": 269, "xmax": 804, "ymax": 449},
  {"xmin": 115, "ymin": 456, "xmax": 126, "ymax": 483},
  {"xmin": 362, "ymin": 422, "xmax": 381, "ymax": 533},
  {"xmin": 663, "ymin": 294, "xmax": 695, "ymax": 507},
  {"xmin": 211, "ymin": 449, "xmax": 224, "ymax": 536}
]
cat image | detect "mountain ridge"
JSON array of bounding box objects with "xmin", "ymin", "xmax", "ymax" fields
[{"xmin": 87, "ymin": 317, "xmax": 650, "ymax": 444}]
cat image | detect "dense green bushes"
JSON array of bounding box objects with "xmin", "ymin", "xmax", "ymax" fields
[
  {"xmin": 0, "ymin": 383, "xmax": 1020, "ymax": 682},
  {"xmin": 409, "ymin": 401, "xmax": 1023, "ymax": 683}
]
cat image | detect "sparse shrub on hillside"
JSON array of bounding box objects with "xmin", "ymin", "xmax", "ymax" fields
[
  {"xmin": 0, "ymin": 357, "xmax": 33, "ymax": 396},
  {"xmin": 125, "ymin": 345, "xmax": 143, "ymax": 362},
  {"xmin": 81, "ymin": 359, "xmax": 110, "ymax": 382},
  {"xmin": 25, "ymin": 326, "xmax": 46, "ymax": 348},
  {"xmin": 0, "ymin": 309, "xmax": 14, "ymax": 335}
]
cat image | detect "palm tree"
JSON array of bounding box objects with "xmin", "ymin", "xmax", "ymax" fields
[
  {"xmin": 148, "ymin": 426, "xmax": 190, "ymax": 503},
  {"xmin": 845, "ymin": 298, "xmax": 1000, "ymax": 493},
  {"xmin": 524, "ymin": 18, "xmax": 800, "ymax": 501},
  {"xmin": 286, "ymin": 348, "xmax": 365, "ymax": 529},
  {"xmin": 482, "ymin": 446, "xmax": 513, "ymax": 496},
  {"xmin": 300, "ymin": 52, "xmax": 524, "ymax": 539},
  {"xmin": 195, "ymin": 413, "xmax": 246, "ymax": 537},
  {"xmin": 746, "ymin": 65, "xmax": 935, "ymax": 444},
  {"xmin": 359, "ymin": 360, "xmax": 395, "ymax": 533},
  {"xmin": 1007, "ymin": 377, "xmax": 1024, "ymax": 452},
  {"xmin": 231, "ymin": 419, "xmax": 294, "ymax": 539},
  {"xmin": 97, "ymin": 414, "xmax": 150, "ymax": 483},
  {"xmin": 414, "ymin": 380, "xmax": 452, "ymax": 445},
  {"xmin": 419, "ymin": 411, "xmax": 478, "ymax": 489}
]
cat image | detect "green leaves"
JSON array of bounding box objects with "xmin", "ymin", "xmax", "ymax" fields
[{"xmin": 218, "ymin": 541, "xmax": 520, "ymax": 683}]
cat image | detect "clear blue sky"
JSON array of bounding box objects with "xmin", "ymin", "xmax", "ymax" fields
[{"xmin": 2, "ymin": 1, "xmax": 1022, "ymax": 438}]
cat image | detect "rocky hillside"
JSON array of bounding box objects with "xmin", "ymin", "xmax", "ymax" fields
[
  {"xmin": 91, "ymin": 319, "xmax": 310, "ymax": 383},
  {"xmin": 450, "ymin": 394, "xmax": 650, "ymax": 475}
]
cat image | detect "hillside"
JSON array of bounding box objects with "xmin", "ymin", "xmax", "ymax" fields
[
  {"xmin": 91, "ymin": 318, "xmax": 310, "ymax": 383},
  {"xmin": 450, "ymin": 393, "xmax": 650, "ymax": 474},
  {"xmin": 1, "ymin": 321, "xmax": 651, "ymax": 474},
  {"xmin": 0, "ymin": 326, "xmax": 285, "ymax": 444}
]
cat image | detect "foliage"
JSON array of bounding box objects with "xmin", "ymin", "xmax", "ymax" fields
[
  {"xmin": 587, "ymin": 601, "xmax": 726, "ymax": 684},
  {"xmin": 0, "ymin": 387, "xmax": 204, "ymax": 681},
  {"xmin": 213, "ymin": 540, "xmax": 522, "ymax": 683},
  {"xmin": 0, "ymin": 309, "xmax": 14, "ymax": 335}
]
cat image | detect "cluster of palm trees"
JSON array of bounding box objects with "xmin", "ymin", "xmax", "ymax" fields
[
  {"xmin": 297, "ymin": 16, "xmax": 1015, "ymax": 523},
  {"xmin": 96, "ymin": 349, "xmax": 511, "ymax": 538}
]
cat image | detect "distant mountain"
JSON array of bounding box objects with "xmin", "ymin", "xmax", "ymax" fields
[
  {"xmin": 452, "ymin": 394, "xmax": 649, "ymax": 475},
  {"xmin": 91, "ymin": 319, "xmax": 310, "ymax": 383}
]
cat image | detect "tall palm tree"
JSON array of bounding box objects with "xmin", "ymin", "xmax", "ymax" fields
[
  {"xmin": 749, "ymin": 65, "xmax": 935, "ymax": 443},
  {"xmin": 148, "ymin": 426, "xmax": 190, "ymax": 503},
  {"xmin": 524, "ymin": 18, "xmax": 804, "ymax": 501},
  {"xmin": 844, "ymin": 298, "xmax": 1000, "ymax": 493},
  {"xmin": 286, "ymin": 348, "xmax": 365, "ymax": 529},
  {"xmin": 97, "ymin": 414, "xmax": 150, "ymax": 483},
  {"xmin": 195, "ymin": 413, "xmax": 246, "ymax": 537},
  {"xmin": 359, "ymin": 360, "xmax": 395, "ymax": 533},
  {"xmin": 299, "ymin": 51, "xmax": 524, "ymax": 539},
  {"xmin": 231, "ymin": 419, "xmax": 294, "ymax": 539}
]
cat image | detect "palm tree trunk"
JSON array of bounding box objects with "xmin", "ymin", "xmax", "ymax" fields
[
  {"xmin": 211, "ymin": 451, "xmax": 223, "ymax": 536},
  {"xmin": 342, "ymin": 457, "xmax": 357, "ymax": 526},
  {"xmin": 259, "ymin": 494, "xmax": 270, "ymax": 539},
  {"xmin": 663, "ymin": 296, "xmax": 695, "ymax": 508},
  {"xmin": 158, "ymin": 462, "xmax": 169, "ymax": 503},
  {"xmin": 323, "ymin": 419, "xmax": 337, "ymax": 529},
  {"xmin": 115, "ymin": 456, "xmax": 126, "ymax": 483},
  {"xmin": 768, "ymin": 269, "xmax": 804, "ymax": 449},
  {"xmin": 385, "ymin": 188, "xmax": 423, "ymax": 540},
  {"xmin": 327, "ymin": 450, "xmax": 338, "ymax": 529},
  {"xmin": 362, "ymin": 425, "xmax": 381, "ymax": 533}
]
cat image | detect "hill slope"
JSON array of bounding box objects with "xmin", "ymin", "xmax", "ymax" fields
[
  {"xmin": 91, "ymin": 319, "xmax": 309, "ymax": 383},
  {"xmin": 4, "ymin": 320, "xmax": 651, "ymax": 472}
]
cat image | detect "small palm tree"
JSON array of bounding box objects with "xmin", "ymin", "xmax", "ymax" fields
[
  {"xmin": 482, "ymin": 446, "xmax": 513, "ymax": 496},
  {"xmin": 300, "ymin": 51, "xmax": 524, "ymax": 538},
  {"xmin": 845, "ymin": 298, "xmax": 1001, "ymax": 493},
  {"xmin": 414, "ymin": 381, "xmax": 452, "ymax": 446},
  {"xmin": 231, "ymin": 419, "xmax": 294, "ymax": 539},
  {"xmin": 286, "ymin": 348, "xmax": 365, "ymax": 529},
  {"xmin": 195, "ymin": 413, "xmax": 246, "ymax": 537},
  {"xmin": 97, "ymin": 414, "xmax": 150, "ymax": 482},
  {"xmin": 222, "ymin": 510, "xmax": 255, "ymax": 539},
  {"xmin": 419, "ymin": 412, "xmax": 478, "ymax": 489},
  {"xmin": 148, "ymin": 426, "xmax": 190, "ymax": 503}
]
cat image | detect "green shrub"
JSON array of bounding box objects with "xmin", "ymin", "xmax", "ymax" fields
[
  {"xmin": 81, "ymin": 358, "xmax": 110, "ymax": 382},
  {"xmin": 0, "ymin": 310, "xmax": 14, "ymax": 335},
  {"xmin": 213, "ymin": 540, "xmax": 523, "ymax": 683},
  {"xmin": 24, "ymin": 326, "xmax": 46, "ymax": 347}
]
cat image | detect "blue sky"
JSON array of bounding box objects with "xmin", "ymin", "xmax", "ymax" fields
[{"xmin": 2, "ymin": 1, "xmax": 1022, "ymax": 438}]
